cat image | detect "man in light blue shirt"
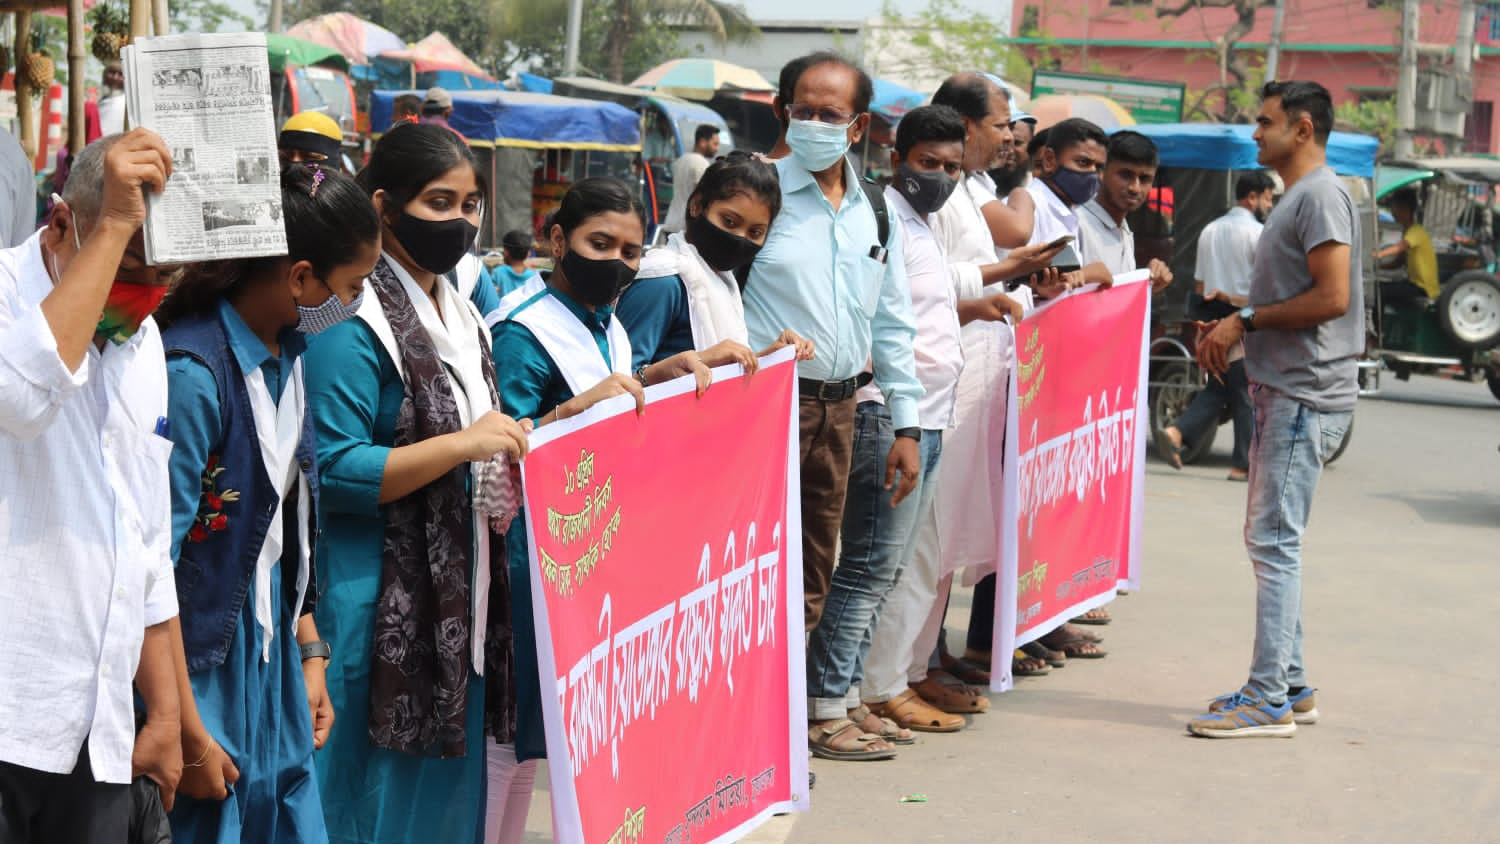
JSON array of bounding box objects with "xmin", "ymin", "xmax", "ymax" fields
[{"xmin": 743, "ymin": 52, "xmax": 923, "ymax": 651}]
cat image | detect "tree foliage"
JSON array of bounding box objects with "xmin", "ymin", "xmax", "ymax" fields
[
  {"xmin": 1336, "ymin": 96, "xmax": 1397, "ymax": 154},
  {"xmin": 865, "ymin": 0, "xmax": 1064, "ymax": 93},
  {"xmin": 1157, "ymin": 0, "xmax": 1261, "ymax": 123},
  {"xmin": 281, "ymin": 0, "xmax": 754, "ymax": 82},
  {"xmin": 175, "ymin": 0, "xmax": 256, "ymax": 33}
]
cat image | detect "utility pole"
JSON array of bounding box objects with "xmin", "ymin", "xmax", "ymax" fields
[
  {"xmin": 267, "ymin": 0, "xmax": 283, "ymax": 35},
  {"xmin": 1394, "ymin": 0, "xmax": 1419, "ymax": 159},
  {"xmin": 1455, "ymin": 0, "xmax": 1476, "ymax": 151},
  {"xmin": 564, "ymin": 0, "xmax": 583, "ymax": 75},
  {"xmin": 1264, "ymin": 0, "xmax": 1287, "ymax": 82}
]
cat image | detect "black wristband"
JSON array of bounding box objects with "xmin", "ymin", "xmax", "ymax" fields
[
  {"xmin": 299, "ymin": 640, "xmax": 331, "ymax": 662},
  {"xmin": 894, "ymin": 427, "xmax": 922, "ymax": 442}
]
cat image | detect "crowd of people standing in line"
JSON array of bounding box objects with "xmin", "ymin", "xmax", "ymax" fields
[{"xmin": 0, "ymin": 44, "xmax": 1361, "ymax": 844}]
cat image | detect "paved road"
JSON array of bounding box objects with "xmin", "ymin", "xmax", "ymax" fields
[{"xmin": 524, "ymin": 375, "xmax": 1499, "ymax": 844}]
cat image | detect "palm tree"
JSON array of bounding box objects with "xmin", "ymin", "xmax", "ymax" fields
[{"xmin": 601, "ymin": 0, "xmax": 757, "ymax": 83}]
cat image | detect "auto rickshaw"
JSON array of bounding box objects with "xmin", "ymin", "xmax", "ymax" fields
[{"xmin": 1369, "ymin": 157, "xmax": 1500, "ymax": 403}]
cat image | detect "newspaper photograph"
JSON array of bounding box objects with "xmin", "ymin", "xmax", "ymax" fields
[{"xmin": 122, "ymin": 32, "xmax": 287, "ymax": 265}]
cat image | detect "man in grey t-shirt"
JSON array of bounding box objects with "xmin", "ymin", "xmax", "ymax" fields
[{"xmin": 1186, "ymin": 81, "xmax": 1358, "ymax": 739}]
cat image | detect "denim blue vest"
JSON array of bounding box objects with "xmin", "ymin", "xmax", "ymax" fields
[{"xmin": 162, "ymin": 314, "xmax": 321, "ymax": 673}]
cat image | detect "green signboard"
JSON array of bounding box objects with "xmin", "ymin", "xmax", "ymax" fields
[{"xmin": 1031, "ymin": 70, "xmax": 1185, "ymax": 124}]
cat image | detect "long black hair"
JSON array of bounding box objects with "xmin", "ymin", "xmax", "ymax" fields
[
  {"xmin": 155, "ymin": 164, "xmax": 381, "ymax": 330},
  {"xmin": 357, "ymin": 121, "xmax": 488, "ymax": 217},
  {"xmin": 687, "ymin": 151, "xmax": 781, "ymax": 222},
  {"xmin": 550, "ymin": 177, "xmax": 644, "ymax": 238}
]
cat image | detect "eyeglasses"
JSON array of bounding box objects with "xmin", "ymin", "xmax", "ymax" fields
[{"xmin": 787, "ymin": 104, "xmax": 857, "ymax": 126}]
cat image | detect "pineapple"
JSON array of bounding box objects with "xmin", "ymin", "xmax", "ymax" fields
[
  {"xmin": 91, "ymin": 31, "xmax": 123, "ymax": 62},
  {"xmin": 21, "ymin": 51, "xmax": 54, "ymax": 91},
  {"xmin": 88, "ymin": 4, "xmax": 129, "ymax": 63}
]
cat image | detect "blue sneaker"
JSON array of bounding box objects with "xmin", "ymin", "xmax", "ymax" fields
[
  {"xmin": 1210, "ymin": 685, "xmax": 1319, "ymax": 725},
  {"xmin": 1188, "ymin": 692, "xmax": 1296, "ymax": 738},
  {"xmin": 1287, "ymin": 687, "xmax": 1319, "ymax": 724}
]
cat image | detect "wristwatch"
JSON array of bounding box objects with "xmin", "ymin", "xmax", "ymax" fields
[
  {"xmin": 894, "ymin": 427, "xmax": 922, "ymax": 443},
  {"xmin": 1238, "ymin": 305, "xmax": 1257, "ymax": 333},
  {"xmin": 299, "ymin": 640, "xmax": 332, "ymax": 663}
]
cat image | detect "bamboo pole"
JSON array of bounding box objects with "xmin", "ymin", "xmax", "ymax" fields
[
  {"xmin": 152, "ymin": 0, "xmax": 166, "ymax": 36},
  {"xmin": 13, "ymin": 9, "xmax": 33, "ymax": 161},
  {"xmin": 66, "ymin": 0, "xmax": 82, "ymax": 155},
  {"xmin": 128, "ymin": 0, "xmax": 149, "ymax": 40}
]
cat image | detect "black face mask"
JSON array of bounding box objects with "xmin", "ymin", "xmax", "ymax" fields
[
  {"xmin": 686, "ymin": 210, "xmax": 763, "ymax": 273},
  {"xmin": 391, "ymin": 212, "xmax": 477, "ymax": 275},
  {"xmin": 560, "ymin": 248, "xmax": 636, "ymax": 307},
  {"xmin": 894, "ymin": 163, "xmax": 958, "ymax": 216}
]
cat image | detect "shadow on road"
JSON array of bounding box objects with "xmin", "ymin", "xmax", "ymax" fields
[
  {"xmin": 1370, "ymin": 488, "xmax": 1500, "ymax": 528},
  {"xmin": 1363, "ymin": 389, "xmax": 1499, "ymax": 411},
  {"xmin": 1004, "ymin": 687, "xmax": 1195, "ymax": 731}
]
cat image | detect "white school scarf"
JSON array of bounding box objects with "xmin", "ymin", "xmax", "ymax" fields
[
  {"xmin": 508, "ymin": 289, "xmax": 633, "ymax": 396},
  {"xmin": 637, "ymin": 233, "xmax": 749, "ymax": 350},
  {"xmin": 355, "ymin": 254, "xmax": 498, "ymax": 674},
  {"xmin": 244, "ymin": 358, "xmax": 310, "ymax": 663}
]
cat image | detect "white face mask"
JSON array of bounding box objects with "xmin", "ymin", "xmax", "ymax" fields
[{"xmin": 46, "ymin": 193, "xmax": 82, "ymax": 281}]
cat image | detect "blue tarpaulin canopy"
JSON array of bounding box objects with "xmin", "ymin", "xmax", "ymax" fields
[
  {"xmin": 870, "ymin": 77, "xmax": 925, "ymax": 122},
  {"xmin": 370, "ymin": 89, "xmax": 641, "ymax": 150},
  {"xmin": 1133, "ymin": 123, "xmax": 1378, "ymax": 179}
]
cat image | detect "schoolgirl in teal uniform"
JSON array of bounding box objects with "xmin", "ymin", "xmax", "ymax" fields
[
  {"xmin": 491, "ymin": 177, "xmax": 712, "ymax": 837},
  {"xmin": 301, "ymin": 123, "xmax": 531, "ymax": 844},
  {"xmin": 154, "ymin": 164, "xmax": 380, "ymax": 843}
]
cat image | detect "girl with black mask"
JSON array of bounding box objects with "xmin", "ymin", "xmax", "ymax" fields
[
  {"xmin": 490, "ymin": 176, "xmax": 710, "ymax": 843},
  {"xmin": 301, "ymin": 123, "xmax": 531, "ymax": 844},
  {"xmin": 617, "ymin": 151, "xmax": 814, "ymax": 373}
]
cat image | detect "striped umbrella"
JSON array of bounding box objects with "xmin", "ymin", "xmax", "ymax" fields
[
  {"xmin": 1029, "ymin": 94, "xmax": 1136, "ymax": 132},
  {"xmin": 630, "ymin": 58, "xmax": 773, "ymax": 101},
  {"xmin": 286, "ymin": 12, "xmax": 405, "ymax": 65}
]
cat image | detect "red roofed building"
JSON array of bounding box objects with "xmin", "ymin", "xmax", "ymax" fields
[{"xmin": 1009, "ymin": 0, "xmax": 1498, "ymax": 153}]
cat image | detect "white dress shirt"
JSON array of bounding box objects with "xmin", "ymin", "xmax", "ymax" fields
[
  {"xmin": 663, "ymin": 151, "xmax": 710, "ymax": 232},
  {"xmin": 857, "ymin": 188, "xmax": 964, "ymax": 430},
  {"xmin": 0, "ymin": 232, "xmax": 177, "ymax": 783},
  {"xmin": 1195, "ymin": 206, "xmax": 1263, "ymax": 300},
  {"xmin": 1077, "ymin": 197, "xmax": 1136, "ymax": 277},
  {"xmin": 934, "ymin": 173, "xmax": 1002, "ymax": 303},
  {"xmin": 1026, "ymin": 179, "xmax": 1080, "ymax": 246}
]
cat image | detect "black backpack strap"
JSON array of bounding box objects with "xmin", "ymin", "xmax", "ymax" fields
[{"xmin": 860, "ymin": 178, "xmax": 891, "ymax": 262}]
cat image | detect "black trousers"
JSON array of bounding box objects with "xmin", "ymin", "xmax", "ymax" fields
[{"xmin": 0, "ymin": 741, "xmax": 130, "ymax": 844}]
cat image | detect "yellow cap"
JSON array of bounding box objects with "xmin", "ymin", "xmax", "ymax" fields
[{"xmin": 280, "ymin": 110, "xmax": 342, "ymax": 142}]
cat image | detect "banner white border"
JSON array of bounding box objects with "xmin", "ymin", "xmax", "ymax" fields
[{"xmin": 520, "ymin": 346, "xmax": 808, "ymax": 844}]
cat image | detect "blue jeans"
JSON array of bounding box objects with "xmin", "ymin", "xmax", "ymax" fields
[
  {"xmin": 1244, "ymin": 385, "xmax": 1351, "ymax": 704},
  {"xmin": 1173, "ymin": 359, "xmax": 1253, "ymax": 470},
  {"xmin": 806, "ymin": 402, "xmax": 943, "ymax": 720}
]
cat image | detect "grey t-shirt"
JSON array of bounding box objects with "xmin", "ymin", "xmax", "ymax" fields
[{"xmin": 1245, "ymin": 166, "xmax": 1363, "ymax": 412}]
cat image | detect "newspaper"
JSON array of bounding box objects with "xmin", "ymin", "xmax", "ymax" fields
[{"xmin": 122, "ymin": 32, "xmax": 287, "ymax": 265}]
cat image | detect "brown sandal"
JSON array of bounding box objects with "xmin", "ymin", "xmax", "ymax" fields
[
  {"xmin": 912, "ymin": 673, "xmax": 991, "ymax": 714},
  {"xmin": 807, "ymin": 718, "xmax": 898, "ymax": 761},
  {"xmin": 1072, "ymin": 607, "xmax": 1111, "ymax": 625},
  {"xmin": 848, "ymin": 704, "xmax": 914, "ymax": 745},
  {"xmin": 868, "ymin": 689, "xmax": 964, "ymax": 733},
  {"xmin": 1012, "ymin": 649, "xmax": 1050, "ymax": 676},
  {"xmin": 1039, "ymin": 628, "xmax": 1108, "ymax": 659},
  {"xmin": 940, "ymin": 651, "xmax": 991, "ymax": 686}
]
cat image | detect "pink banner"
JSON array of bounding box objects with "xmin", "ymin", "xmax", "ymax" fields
[
  {"xmin": 521, "ymin": 351, "xmax": 808, "ymax": 844},
  {"xmin": 993, "ymin": 277, "xmax": 1150, "ymax": 684}
]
